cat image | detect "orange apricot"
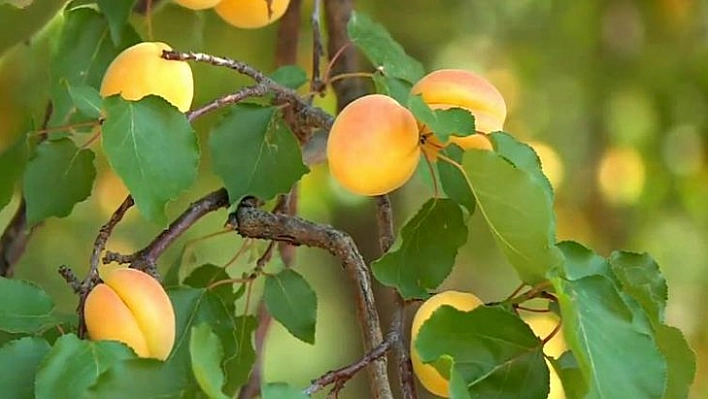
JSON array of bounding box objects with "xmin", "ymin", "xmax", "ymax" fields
[
  {"xmin": 411, "ymin": 290, "xmax": 484, "ymax": 397},
  {"xmin": 84, "ymin": 268, "xmax": 176, "ymax": 360},
  {"xmin": 215, "ymin": 0, "xmax": 290, "ymax": 29},
  {"xmin": 173, "ymin": 0, "xmax": 223, "ymax": 10},
  {"xmin": 100, "ymin": 42, "xmax": 194, "ymax": 112},
  {"xmin": 327, "ymin": 94, "xmax": 420, "ymax": 196}
]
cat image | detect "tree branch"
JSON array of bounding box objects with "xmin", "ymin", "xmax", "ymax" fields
[
  {"xmin": 375, "ymin": 195, "xmax": 418, "ymax": 399},
  {"xmin": 228, "ymin": 199, "xmax": 391, "ymax": 399},
  {"xmin": 103, "ymin": 188, "xmax": 230, "ymax": 270}
]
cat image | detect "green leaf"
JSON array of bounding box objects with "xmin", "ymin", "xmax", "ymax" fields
[
  {"xmin": 372, "ymin": 73, "xmax": 412, "ymax": 105},
  {"xmin": 264, "ymin": 269, "xmax": 317, "ymax": 344},
  {"xmin": 269, "ymin": 65, "xmax": 308, "ymax": 90},
  {"xmin": 167, "ymin": 287, "xmax": 256, "ymax": 396},
  {"xmin": 489, "ymin": 132, "xmax": 554, "ymax": 203},
  {"xmin": 549, "ymin": 351, "xmax": 587, "ymax": 399},
  {"xmin": 190, "ymin": 324, "xmax": 229, "ymax": 399},
  {"xmin": 88, "ymin": 358, "xmax": 185, "ymax": 399},
  {"xmin": 49, "ymin": 6, "xmax": 139, "ymax": 126},
  {"xmin": 96, "ymin": 0, "xmax": 137, "ymax": 45},
  {"xmin": 0, "ymin": 337, "xmax": 51, "ymax": 399},
  {"xmin": 655, "ymin": 325, "xmax": 696, "ymax": 399},
  {"xmin": 556, "ymin": 241, "xmax": 610, "ymax": 280},
  {"xmin": 552, "ymin": 275, "xmax": 667, "ymax": 398},
  {"xmin": 0, "ymin": 134, "xmax": 29, "ymax": 212},
  {"xmin": 102, "ymin": 95, "xmax": 199, "ymax": 225},
  {"xmin": 223, "ymin": 315, "xmax": 258, "ymax": 394},
  {"xmin": 209, "ymin": 104, "xmax": 308, "ymax": 204},
  {"xmin": 23, "ymin": 138, "xmax": 96, "ymax": 225},
  {"xmin": 372, "ymin": 198, "xmax": 467, "ymax": 299},
  {"xmin": 437, "ymin": 145, "xmax": 475, "ymax": 213},
  {"xmin": 184, "ymin": 264, "xmax": 241, "ymax": 313},
  {"xmin": 463, "ymin": 149, "xmax": 563, "ymax": 284},
  {"xmin": 35, "ymin": 334, "xmax": 136, "ymax": 399},
  {"xmin": 0, "ymin": 0, "xmax": 64, "ymax": 55},
  {"xmin": 609, "ymin": 251, "xmax": 668, "ymax": 323},
  {"xmin": 408, "ymin": 95, "xmax": 476, "ymax": 143},
  {"xmin": 347, "ymin": 12, "xmax": 425, "ymax": 83},
  {"xmin": 416, "ymin": 306, "xmax": 549, "ymax": 399},
  {"xmin": 66, "ymin": 82, "xmax": 103, "ymax": 119},
  {"xmin": 0, "ymin": 277, "xmax": 55, "ymax": 333},
  {"xmin": 262, "ymin": 382, "xmax": 309, "ymax": 399}
]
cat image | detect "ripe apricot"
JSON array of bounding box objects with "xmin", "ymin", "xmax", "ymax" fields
[
  {"xmin": 412, "ymin": 69, "xmax": 506, "ymax": 159},
  {"xmin": 173, "ymin": 0, "xmax": 222, "ymax": 10},
  {"xmin": 100, "ymin": 42, "xmax": 194, "ymax": 112},
  {"xmin": 327, "ymin": 94, "xmax": 420, "ymax": 196},
  {"xmin": 84, "ymin": 268, "xmax": 176, "ymax": 360},
  {"xmin": 411, "ymin": 290, "xmax": 483, "ymax": 397},
  {"xmin": 215, "ymin": 0, "xmax": 290, "ymax": 29}
]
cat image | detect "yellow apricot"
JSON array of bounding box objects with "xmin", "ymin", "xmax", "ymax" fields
[
  {"xmin": 173, "ymin": 0, "xmax": 222, "ymax": 10},
  {"xmin": 215, "ymin": 0, "xmax": 290, "ymax": 29},
  {"xmin": 84, "ymin": 268, "xmax": 176, "ymax": 360},
  {"xmin": 100, "ymin": 42, "xmax": 194, "ymax": 112},
  {"xmin": 412, "ymin": 69, "xmax": 507, "ymax": 134},
  {"xmin": 327, "ymin": 94, "xmax": 420, "ymax": 196},
  {"xmin": 411, "ymin": 290, "xmax": 483, "ymax": 398}
]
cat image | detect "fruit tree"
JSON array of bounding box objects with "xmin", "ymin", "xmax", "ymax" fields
[{"xmin": 0, "ymin": 1, "xmax": 698, "ymax": 398}]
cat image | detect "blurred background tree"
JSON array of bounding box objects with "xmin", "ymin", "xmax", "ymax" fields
[{"xmin": 0, "ymin": 0, "xmax": 706, "ymax": 397}]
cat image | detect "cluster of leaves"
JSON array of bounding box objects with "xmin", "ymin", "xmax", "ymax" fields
[{"xmin": 0, "ymin": 2, "xmax": 697, "ymax": 399}]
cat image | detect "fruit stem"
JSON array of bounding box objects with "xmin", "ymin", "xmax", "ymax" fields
[
  {"xmin": 31, "ymin": 120, "xmax": 100, "ymax": 136},
  {"xmin": 541, "ymin": 318, "xmax": 563, "ymax": 345},
  {"xmin": 327, "ymin": 71, "xmax": 374, "ymax": 85}
]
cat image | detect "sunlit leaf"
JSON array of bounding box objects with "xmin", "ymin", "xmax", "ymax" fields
[
  {"xmin": 35, "ymin": 334, "xmax": 135, "ymax": 399},
  {"xmin": 372, "ymin": 73, "xmax": 412, "ymax": 105},
  {"xmin": 437, "ymin": 145, "xmax": 475, "ymax": 213},
  {"xmin": 609, "ymin": 251, "xmax": 668, "ymax": 323},
  {"xmin": 23, "ymin": 138, "xmax": 95, "ymax": 225},
  {"xmin": 548, "ymin": 351, "xmax": 587, "ymax": 399},
  {"xmin": 264, "ymin": 269, "xmax": 317, "ymax": 344},
  {"xmin": 416, "ymin": 306, "xmax": 549, "ymax": 399},
  {"xmin": 372, "ymin": 198, "xmax": 467, "ymax": 299},
  {"xmin": 209, "ymin": 104, "xmax": 308, "ymax": 204},
  {"xmin": 49, "ymin": 6, "xmax": 139, "ymax": 126},
  {"xmin": 0, "ymin": 337, "xmax": 51, "ymax": 399},
  {"xmin": 463, "ymin": 150, "xmax": 563, "ymax": 284},
  {"xmin": 66, "ymin": 82, "xmax": 103, "ymax": 119},
  {"xmin": 0, "ymin": 134, "xmax": 28, "ymax": 212},
  {"xmin": 96, "ymin": 0, "xmax": 137, "ymax": 45},
  {"xmin": 269, "ymin": 65, "xmax": 308, "ymax": 90},
  {"xmin": 102, "ymin": 95, "xmax": 199, "ymax": 225},
  {"xmin": 347, "ymin": 12, "xmax": 425, "ymax": 83},
  {"xmin": 655, "ymin": 325, "xmax": 696, "ymax": 399}
]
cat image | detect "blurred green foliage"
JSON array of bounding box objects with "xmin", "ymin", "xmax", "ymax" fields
[{"xmin": 0, "ymin": 0, "xmax": 707, "ymax": 397}]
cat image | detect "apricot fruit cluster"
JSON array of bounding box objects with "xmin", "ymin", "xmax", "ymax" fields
[
  {"xmin": 412, "ymin": 69, "xmax": 507, "ymax": 159},
  {"xmin": 326, "ymin": 69, "xmax": 506, "ymax": 196},
  {"xmin": 172, "ymin": 0, "xmax": 290, "ymax": 29},
  {"xmin": 410, "ymin": 290, "xmax": 483, "ymax": 397},
  {"xmin": 84, "ymin": 268, "xmax": 176, "ymax": 360},
  {"xmin": 100, "ymin": 42, "xmax": 194, "ymax": 112}
]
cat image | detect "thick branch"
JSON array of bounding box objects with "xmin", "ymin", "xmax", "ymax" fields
[
  {"xmin": 228, "ymin": 200, "xmax": 390, "ymax": 399},
  {"xmin": 187, "ymin": 85, "xmax": 269, "ymax": 122},
  {"xmin": 0, "ymin": 199, "xmax": 32, "ymax": 277},
  {"xmin": 103, "ymin": 189, "xmax": 230, "ymax": 270}
]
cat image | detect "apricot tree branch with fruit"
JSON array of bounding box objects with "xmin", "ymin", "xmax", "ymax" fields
[{"xmin": 0, "ymin": 1, "xmax": 696, "ymax": 399}]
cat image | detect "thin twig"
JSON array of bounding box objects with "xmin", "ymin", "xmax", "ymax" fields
[
  {"xmin": 228, "ymin": 199, "xmax": 390, "ymax": 399},
  {"xmin": 310, "ymin": 0, "xmax": 325, "ymax": 94},
  {"xmin": 187, "ymin": 85, "xmax": 269, "ymax": 122},
  {"xmin": 103, "ymin": 189, "xmax": 230, "ymax": 270},
  {"xmin": 304, "ymin": 331, "xmax": 395, "ymax": 396},
  {"xmin": 375, "ymin": 195, "xmax": 418, "ymax": 399},
  {"xmin": 236, "ymin": 302, "xmax": 271, "ymax": 399},
  {"xmin": 77, "ymin": 195, "xmax": 135, "ymax": 338}
]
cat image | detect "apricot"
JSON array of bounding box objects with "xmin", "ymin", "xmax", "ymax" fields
[
  {"xmin": 412, "ymin": 69, "xmax": 506, "ymax": 158},
  {"xmin": 411, "ymin": 290, "xmax": 483, "ymax": 398},
  {"xmin": 84, "ymin": 268, "xmax": 176, "ymax": 360},
  {"xmin": 173, "ymin": 0, "xmax": 223, "ymax": 10},
  {"xmin": 215, "ymin": 0, "xmax": 290, "ymax": 29},
  {"xmin": 327, "ymin": 94, "xmax": 420, "ymax": 196},
  {"xmin": 100, "ymin": 42, "xmax": 194, "ymax": 112}
]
